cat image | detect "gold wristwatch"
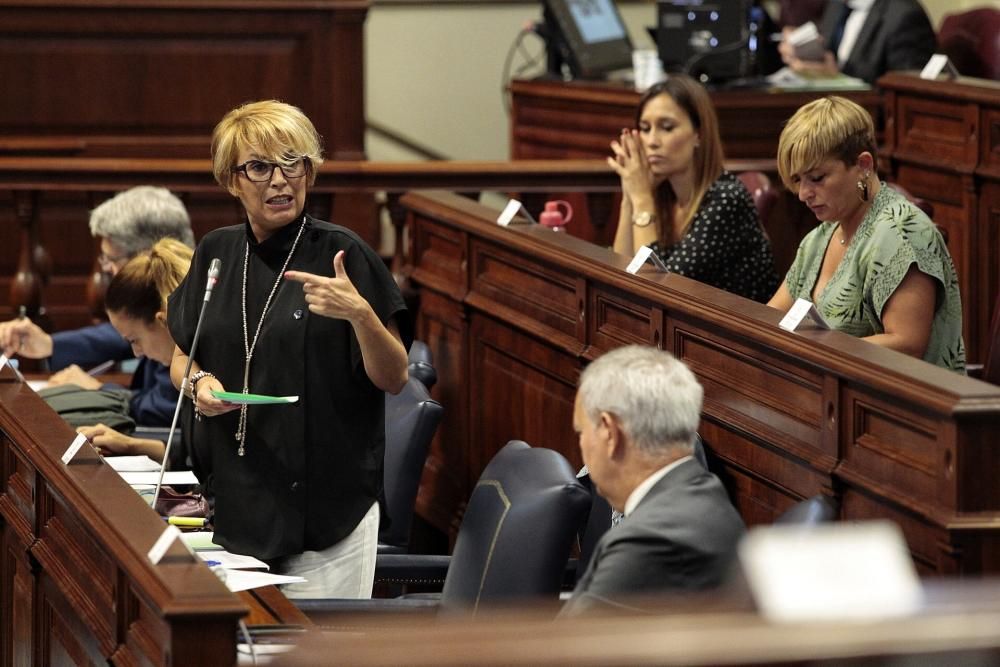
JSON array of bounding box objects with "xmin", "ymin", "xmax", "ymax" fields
[{"xmin": 632, "ymin": 211, "xmax": 653, "ymax": 227}]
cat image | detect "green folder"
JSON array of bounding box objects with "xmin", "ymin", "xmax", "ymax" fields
[{"xmin": 210, "ymin": 391, "xmax": 299, "ymax": 405}]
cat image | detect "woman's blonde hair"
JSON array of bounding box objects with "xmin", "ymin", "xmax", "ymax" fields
[
  {"xmin": 211, "ymin": 100, "xmax": 325, "ymax": 193},
  {"xmin": 105, "ymin": 238, "xmax": 193, "ymax": 323},
  {"xmin": 637, "ymin": 76, "xmax": 725, "ymax": 245},
  {"xmin": 777, "ymin": 96, "xmax": 877, "ymax": 191}
]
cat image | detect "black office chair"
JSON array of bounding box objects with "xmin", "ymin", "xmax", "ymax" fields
[
  {"xmin": 407, "ymin": 340, "xmax": 437, "ymax": 391},
  {"xmin": 379, "ymin": 376, "xmax": 443, "ymax": 555},
  {"xmin": 774, "ymin": 494, "xmax": 838, "ymax": 525},
  {"xmin": 298, "ymin": 440, "xmax": 590, "ymax": 619}
]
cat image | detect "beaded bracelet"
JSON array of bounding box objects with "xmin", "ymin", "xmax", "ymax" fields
[{"xmin": 189, "ymin": 371, "xmax": 216, "ymax": 421}]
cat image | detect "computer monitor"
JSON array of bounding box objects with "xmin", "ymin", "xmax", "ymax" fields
[
  {"xmin": 542, "ymin": 0, "xmax": 634, "ymax": 80},
  {"xmin": 656, "ymin": 0, "xmax": 753, "ymax": 81}
]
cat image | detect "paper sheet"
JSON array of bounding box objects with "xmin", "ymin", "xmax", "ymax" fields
[
  {"xmin": 104, "ymin": 455, "xmax": 162, "ymax": 472},
  {"xmin": 221, "ymin": 570, "xmax": 306, "ymax": 593}
]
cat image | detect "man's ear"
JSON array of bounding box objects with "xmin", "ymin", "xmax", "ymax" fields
[
  {"xmin": 600, "ymin": 412, "xmax": 627, "ymax": 460},
  {"xmin": 155, "ymin": 310, "xmax": 167, "ymax": 326}
]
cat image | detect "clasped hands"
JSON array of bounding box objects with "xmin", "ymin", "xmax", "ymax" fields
[{"xmin": 607, "ymin": 129, "xmax": 656, "ymax": 207}]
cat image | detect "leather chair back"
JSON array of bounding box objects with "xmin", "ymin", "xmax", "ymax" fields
[
  {"xmin": 938, "ymin": 8, "xmax": 1000, "ymax": 81},
  {"xmin": 441, "ymin": 440, "xmax": 590, "ymax": 612},
  {"xmin": 774, "ymin": 494, "xmax": 838, "ymax": 525},
  {"xmin": 408, "ymin": 340, "xmax": 437, "ymax": 391},
  {"xmin": 736, "ymin": 171, "xmax": 777, "ymax": 241},
  {"xmin": 379, "ymin": 377, "xmax": 443, "ymax": 551}
]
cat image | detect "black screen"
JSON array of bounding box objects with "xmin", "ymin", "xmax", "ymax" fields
[
  {"xmin": 657, "ymin": 0, "xmax": 752, "ymax": 81},
  {"xmin": 544, "ymin": 0, "xmax": 634, "ymax": 79}
]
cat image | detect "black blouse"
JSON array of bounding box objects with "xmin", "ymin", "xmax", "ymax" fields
[
  {"xmin": 167, "ymin": 215, "xmax": 410, "ymax": 560},
  {"xmin": 650, "ymin": 172, "xmax": 779, "ymax": 303}
]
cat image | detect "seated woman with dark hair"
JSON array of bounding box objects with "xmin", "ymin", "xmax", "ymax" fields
[
  {"xmin": 768, "ymin": 96, "xmax": 965, "ymax": 372},
  {"xmin": 77, "ymin": 238, "xmax": 194, "ymax": 463},
  {"xmin": 610, "ymin": 75, "xmax": 778, "ymax": 303}
]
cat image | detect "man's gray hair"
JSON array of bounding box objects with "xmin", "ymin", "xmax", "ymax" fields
[
  {"xmin": 578, "ymin": 345, "xmax": 703, "ymax": 456},
  {"xmin": 89, "ymin": 186, "xmax": 194, "ymax": 256}
]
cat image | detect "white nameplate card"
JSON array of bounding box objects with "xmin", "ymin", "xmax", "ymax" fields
[
  {"xmin": 739, "ymin": 520, "xmax": 923, "ymax": 623},
  {"xmin": 496, "ymin": 199, "xmax": 537, "ymax": 227},
  {"xmin": 148, "ymin": 524, "xmax": 184, "ymax": 565},
  {"xmin": 920, "ymin": 54, "xmax": 959, "ymax": 81},
  {"xmin": 0, "ymin": 354, "xmax": 23, "ymax": 382},
  {"xmin": 625, "ymin": 246, "xmax": 669, "ymax": 274},
  {"xmin": 779, "ymin": 298, "xmax": 830, "ymax": 332},
  {"xmin": 61, "ymin": 433, "xmax": 89, "ymax": 464}
]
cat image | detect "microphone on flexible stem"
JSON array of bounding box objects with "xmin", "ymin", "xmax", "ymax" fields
[{"xmin": 152, "ymin": 258, "xmax": 221, "ymax": 511}]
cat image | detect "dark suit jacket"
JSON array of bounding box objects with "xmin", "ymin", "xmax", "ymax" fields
[
  {"xmin": 819, "ymin": 0, "xmax": 936, "ymax": 85},
  {"xmin": 560, "ymin": 458, "xmax": 745, "ymax": 616},
  {"xmin": 51, "ymin": 322, "xmax": 177, "ymax": 427}
]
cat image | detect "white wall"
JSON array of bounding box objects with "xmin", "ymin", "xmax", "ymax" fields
[
  {"xmin": 364, "ymin": 1, "xmax": 992, "ymax": 161},
  {"xmin": 365, "ymin": 3, "xmax": 655, "ymax": 161}
]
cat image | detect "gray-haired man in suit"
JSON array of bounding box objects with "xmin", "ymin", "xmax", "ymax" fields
[{"xmin": 560, "ymin": 345, "xmax": 745, "ymax": 617}]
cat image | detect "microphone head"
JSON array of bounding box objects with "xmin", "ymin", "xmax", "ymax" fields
[{"xmin": 208, "ymin": 258, "xmax": 222, "ymax": 281}]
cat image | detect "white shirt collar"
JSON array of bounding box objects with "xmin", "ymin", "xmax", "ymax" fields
[
  {"xmin": 847, "ymin": 0, "xmax": 874, "ymax": 10},
  {"xmin": 623, "ymin": 456, "xmax": 693, "ymax": 517}
]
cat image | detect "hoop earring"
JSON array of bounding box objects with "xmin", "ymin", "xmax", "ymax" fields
[{"xmin": 856, "ymin": 172, "xmax": 871, "ymax": 202}]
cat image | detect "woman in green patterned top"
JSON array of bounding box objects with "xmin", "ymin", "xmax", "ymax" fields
[{"xmin": 768, "ymin": 96, "xmax": 965, "ymax": 372}]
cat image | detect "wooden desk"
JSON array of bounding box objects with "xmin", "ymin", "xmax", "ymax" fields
[
  {"xmin": 402, "ymin": 190, "xmax": 1000, "ymax": 575},
  {"xmin": 0, "ymin": 368, "xmax": 305, "ymax": 666},
  {"xmin": 508, "ymin": 78, "xmax": 882, "ymax": 161},
  {"xmin": 880, "ymin": 72, "xmax": 1000, "ymax": 364},
  {"xmin": 281, "ymin": 583, "xmax": 1000, "ymax": 666}
]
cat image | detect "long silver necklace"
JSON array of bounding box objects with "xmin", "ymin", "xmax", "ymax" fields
[{"xmin": 236, "ymin": 217, "xmax": 306, "ymax": 456}]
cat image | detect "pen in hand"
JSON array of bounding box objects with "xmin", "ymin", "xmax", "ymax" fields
[
  {"xmin": 17, "ymin": 305, "xmax": 26, "ymax": 353},
  {"xmin": 86, "ymin": 360, "xmax": 116, "ymax": 376}
]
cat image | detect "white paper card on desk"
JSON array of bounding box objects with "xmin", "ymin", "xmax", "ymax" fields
[
  {"xmin": 779, "ymin": 297, "xmax": 830, "ymax": 332},
  {"xmin": 148, "ymin": 524, "xmax": 184, "ymax": 565},
  {"xmin": 625, "ymin": 246, "xmax": 669, "ymax": 275},
  {"xmin": 920, "ymin": 54, "xmax": 960, "ymax": 80},
  {"xmin": 496, "ymin": 198, "xmax": 537, "ymax": 227},
  {"xmin": 739, "ymin": 520, "xmax": 923, "ymax": 623},
  {"xmin": 61, "ymin": 433, "xmax": 89, "ymax": 464}
]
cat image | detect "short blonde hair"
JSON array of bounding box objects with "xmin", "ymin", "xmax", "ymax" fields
[
  {"xmin": 777, "ymin": 96, "xmax": 876, "ymax": 191},
  {"xmin": 211, "ymin": 100, "xmax": 325, "ymax": 193}
]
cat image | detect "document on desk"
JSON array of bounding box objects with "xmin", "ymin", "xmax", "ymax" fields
[
  {"xmin": 199, "ymin": 551, "xmax": 270, "ymax": 571},
  {"xmin": 104, "ymin": 454, "xmax": 162, "ymax": 472},
  {"xmin": 119, "ymin": 470, "xmax": 199, "ymax": 486},
  {"xmin": 222, "ymin": 569, "xmax": 306, "ymax": 593}
]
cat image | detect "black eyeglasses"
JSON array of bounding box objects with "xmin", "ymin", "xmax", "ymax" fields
[{"xmin": 231, "ymin": 158, "xmax": 310, "ymax": 182}]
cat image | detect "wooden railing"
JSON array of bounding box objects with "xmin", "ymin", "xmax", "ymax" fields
[{"xmin": 0, "ymin": 156, "xmax": 772, "ymax": 331}]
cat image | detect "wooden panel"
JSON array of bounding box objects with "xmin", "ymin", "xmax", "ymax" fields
[
  {"xmin": 402, "ymin": 189, "xmax": 1000, "ymax": 574},
  {"xmin": 839, "ymin": 386, "xmax": 949, "ymax": 515},
  {"xmin": 469, "ymin": 313, "xmax": 581, "ymax": 475},
  {"xmin": 880, "ymin": 73, "xmax": 1000, "ymax": 364},
  {"xmin": 589, "ymin": 285, "xmax": 659, "ymax": 353},
  {"xmin": 469, "ymin": 237, "xmax": 581, "ymax": 344},
  {"xmin": 894, "ymin": 96, "xmax": 978, "ymax": 170},
  {"xmin": 672, "ymin": 321, "xmax": 831, "ymax": 466},
  {"xmin": 0, "ymin": 2, "xmax": 367, "ymax": 160},
  {"xmin": 414, "ymin": 289, "xmax": 469, "ymax": 536},
  {"xmin": 839, "ymin": 487, "xmax": 951, "ymax": 575}
]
